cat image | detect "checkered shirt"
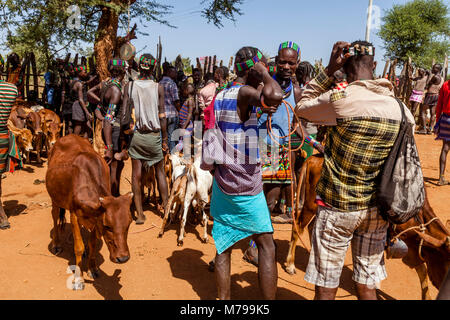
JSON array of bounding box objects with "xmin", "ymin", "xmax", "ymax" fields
[
  {"xmin": 317, "ymin": 117, "xmax": 400, "ymax": 211},
  {"xmin": 159, "ymin": 76, "xmax": 179, "ymax": 119},
  {"xmin": 310, "ymin": 69, "xmax": 401, "ymax": 211}
]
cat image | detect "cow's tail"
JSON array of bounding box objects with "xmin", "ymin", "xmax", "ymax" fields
[{"xmin": 59, "ymin": 208, "xmax": 66, "ymax": 230}]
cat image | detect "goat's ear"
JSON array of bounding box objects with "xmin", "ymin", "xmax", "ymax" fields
[{"xmin": 446, "ymin": 220, "xmax": 450, "ymax": 231}]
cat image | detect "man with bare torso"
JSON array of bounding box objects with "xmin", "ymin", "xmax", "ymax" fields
[
  {"xmin": 419, "ymin": 64, "xmax": 443, "ymax": 134},
  {"xmin": 409, "ymin": 68, "xmax": 427, "ymax": 119}
]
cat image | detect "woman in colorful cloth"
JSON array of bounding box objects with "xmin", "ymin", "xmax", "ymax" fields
[
  {"xmin": 201, "ymin": 46, "xmax": 283, "ymax": 300},
  {"xmin": 434, "ymin": 78, "xmax": 450, "ymax": 186}
]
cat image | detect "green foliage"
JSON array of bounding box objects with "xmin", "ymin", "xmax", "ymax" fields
[
  {"xmin": 378, "ymin": 0, "xmax": 450, "ymax": 68},
  {"xmin": 201, "ymin": 0, "xmax": 244, "ymax": 27},
  {"xmin": 1, "ymin": 0, "xmax": 244, "ymax": 71}
]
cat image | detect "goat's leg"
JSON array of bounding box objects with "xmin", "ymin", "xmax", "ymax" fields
[
  {"xmin": 202, "ymin": 206, "xmax": 209, "ymax": 243},
  {"xmin": 415, "ymin": 263, "xmax": 432, "ymax": 300},
  {"xmin": 178, "ymin": 193, "xmax": 194, "ymax": 246},
  {"xmin": 284, "ymin": 228, "xmax": 300, "ymax": 275}
]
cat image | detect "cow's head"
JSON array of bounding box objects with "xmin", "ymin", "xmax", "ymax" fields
[
  {"xmin": 26, "ymin": 112, "xmax": 43, "ymax": 135},
  {"xmin": 97, "ymin": 192, "xmax": 133, "ymax": 264},
  {"xmin": 17, "ymin": 128, "xmax": 33, "ymax": 152},
  {"xmin": 46, "ymin": 121, "xmax": 63, "ymax": 147}
]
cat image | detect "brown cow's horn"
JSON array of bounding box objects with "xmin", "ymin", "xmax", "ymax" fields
[{"xmin": 414, "ymin": 230, "xmax": 446, "ymax": 248}]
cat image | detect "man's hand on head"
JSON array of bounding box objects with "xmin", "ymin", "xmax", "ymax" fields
[{"xmin": 326, "ymin": 41, "xmax": 352, "ymax": 77}]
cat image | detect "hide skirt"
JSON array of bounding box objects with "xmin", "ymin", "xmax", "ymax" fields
[{"xmin": 210, "ymin": 179, "xmax": 273, "ymax": 254}]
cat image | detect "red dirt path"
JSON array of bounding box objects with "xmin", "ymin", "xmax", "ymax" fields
[{"xmin": 0, "ymin": 134, "xmax": 448, "ymax": 300}]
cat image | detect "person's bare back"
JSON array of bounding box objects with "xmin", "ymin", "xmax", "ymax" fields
[{"xmin": 413, "ymin": 76, "xmax": 427, "ymax": 92}]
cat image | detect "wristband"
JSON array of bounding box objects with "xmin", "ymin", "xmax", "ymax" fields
[{"xmin": 105, "ymin": 144, "xmax": 114, "ymax": 150}]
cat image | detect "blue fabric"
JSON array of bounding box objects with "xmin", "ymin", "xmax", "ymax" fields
[
  {"xmin": 167, "ymin": 116, "xmax": 179, "ymax": 152},
  {"xmin": 258, "ymin": 86, "xmax": 295, "ymax": 146},
  {"xmin": 210, "ymin": 179, "xmax": 273, "ymax": 254},
  {"xmin": 436, "ymin": 113, "xmax": 450, "ymax": 141},
  {"xmin": 214, "ymin": 84, "xmax": 260, "ymax": 159}
]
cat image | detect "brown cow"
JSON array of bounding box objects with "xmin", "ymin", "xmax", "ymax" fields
[
  {"xmin": 46, "ymin": 134, "xmax": 133, "ymax": 289},
  {"xmin": 284, "ymin": 154, "xmax": 450, "ymax": 300},
  {"xmin": 39, "ymin": 109, "xmax": 62, "ymax": 151},
  {"xmin": 9, "ymin": 106, "xmax": 28, "ymax": 130},
  {"xmin": 25, "ymin": 111, "xmax": 44, "ymax": 164}
]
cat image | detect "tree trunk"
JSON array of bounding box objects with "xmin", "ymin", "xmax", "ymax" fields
[{"xmin": 94, "ymin": 3, "xmax": 121, "ymax": 81}]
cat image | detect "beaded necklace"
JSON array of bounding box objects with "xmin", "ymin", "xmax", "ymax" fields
[
  {"xmin": 273, "ymin": 74, "xmax": 293, "ymax": 98},
  {"xmin": 110, "ymin": 78, "xmax": 122, "ymax": 91}
]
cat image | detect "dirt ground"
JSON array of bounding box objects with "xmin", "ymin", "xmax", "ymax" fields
[{"xmin": 0, "ymin": 133, "xmax": 448, "ymax": 300}]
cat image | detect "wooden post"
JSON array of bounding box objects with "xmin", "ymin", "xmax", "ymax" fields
[
  {"xmin": 88, "ymin": 56, "xmax": 95, "ymax": 74},
  {"xmin": 30, "ymin": 52, "xmax": 38, "ymax": 97},
  {"xmin": 64, "ymin": 53, "xmax": 71, "ymax": 65},
  {"xmin": 156, "ymin": 36, "xmax": 162, "ymax": 81},
  {"xmin": 25, "ymin": 53, "xmax": 31, "ymax": 100},
  {"xmin": 444, "ymin": 55, "xmax": 448, "ymax": 80},
  {"xmin": 228, "ymin": 57, "xmax": 234, "ymax": 71},
  {"xmin": 73, "ymin": 53, "xmax": 79, "ymax": 67},
  {"xmin": 196, "ymin": 58, "xmax": 201, "ymax": 69},
  {"xmin": 382, "ymin": 59, "xmax": 390, "ymax": 78},
  {"xmin": 212, "ymin": 55, "xmax": 217, "ymax": 72},
  {"xmin": 203, "ymin": 56, "xmax": 209, "ymax": 76}
]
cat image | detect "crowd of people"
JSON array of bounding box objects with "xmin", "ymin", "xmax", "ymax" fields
[{"xmin": 0, "ymin": 37, "xmax": 448, "ymax": 300}]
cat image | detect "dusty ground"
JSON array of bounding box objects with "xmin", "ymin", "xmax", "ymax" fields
[{"xmin": 0, "ymin": 134, "xmax": 448, "ymax": 300}]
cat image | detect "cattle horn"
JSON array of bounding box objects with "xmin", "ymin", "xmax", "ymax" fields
[{"xmin": 414, "ymin": 230, "xmax": 446, "ymax": 248}]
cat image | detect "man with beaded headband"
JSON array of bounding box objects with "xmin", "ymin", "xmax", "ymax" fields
[
  {"xmin": 242, "ymin": 41, "xmax": 324, "ymax": 266},
  {"xmin": 122, "ymin": 54, "xmax": 169, "ymax": 224},
  {"xmin": 87, "ymin": 58, "xmax": 127, "ymax": 197},
  {"xmin": 201, "ymin": 46, "xmax": 283, "ymax": 300}
]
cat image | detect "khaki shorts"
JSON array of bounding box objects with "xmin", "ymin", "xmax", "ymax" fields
[{"xmin": 304, "ymin": 206, "xmax": 388, "ymax": 288}]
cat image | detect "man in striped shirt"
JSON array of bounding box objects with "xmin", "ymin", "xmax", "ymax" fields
[{"xmin": 0, "ymin": 79, "xmax": 18, "ymax": 229}]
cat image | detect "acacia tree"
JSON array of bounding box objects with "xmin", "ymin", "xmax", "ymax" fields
[
  {"xmin": 1, "ymin": 0, "xmax": 244, "ymax": 79},
  {"xmin": 378, "ymin": 0, "xmax": 450, "ymax": 68}
]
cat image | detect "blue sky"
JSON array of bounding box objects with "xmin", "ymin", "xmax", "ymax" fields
[
  {"xmin": 126, "ymin": 0, "xmax": 412, "ymax": 75},
  {"xmin": 0, "ymin": 0, "xmax": 416, "ymax": 74}
]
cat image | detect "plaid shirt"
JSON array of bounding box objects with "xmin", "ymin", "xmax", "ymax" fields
[
  {"xmin": 318, "ymin": 117, "xmax": 399, "ymax": 211},
  {"xmin": 296, "ymin": 69, "xmax": 405, "ymax": 211},
  {"xmin": 159, "ymin": 76, "xmax": 179, "ymax": 119}
]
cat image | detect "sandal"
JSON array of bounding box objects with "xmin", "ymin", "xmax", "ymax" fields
[{"xmin": 438, "ymin": 179, "xmax": 450, "ymax": 186}]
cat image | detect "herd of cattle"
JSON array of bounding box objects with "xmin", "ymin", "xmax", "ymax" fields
[{"xmin": 5, "ymin": 101, "xmax": 450, "ymax": 299}]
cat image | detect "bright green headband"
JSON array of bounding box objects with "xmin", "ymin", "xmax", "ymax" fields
[{"xmin": 235, "ymin": 50, "xmax": 264, "ymax": 73}]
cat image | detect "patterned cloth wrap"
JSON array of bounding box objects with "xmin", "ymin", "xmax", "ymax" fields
[
  {"xmin": 261, "ymin": 143, "xmax": 292, "ymax": 184},
  {"xmin": 435, "ymin": 113, "xmax": 450, "ymax": 142},
  {"xmin": 0, "ymin": 131, "xmax": 22, "ymax": 174},
  {"xmin": 409, "ymin": 90, "xmax": 424, "ymax": 103}
]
